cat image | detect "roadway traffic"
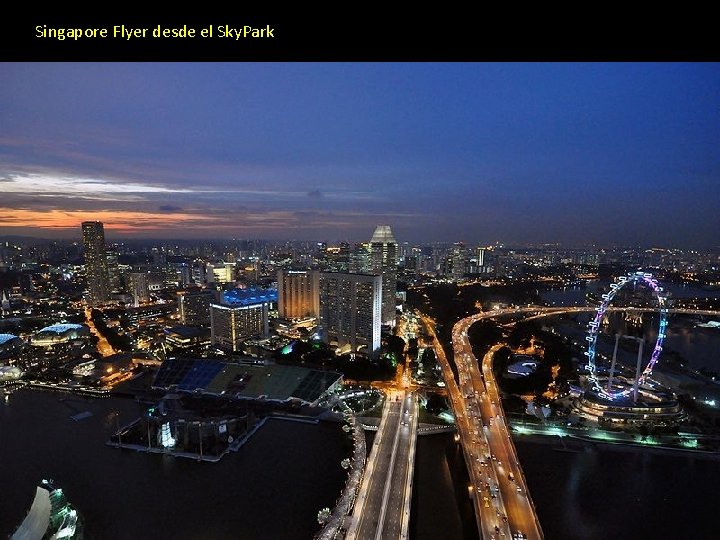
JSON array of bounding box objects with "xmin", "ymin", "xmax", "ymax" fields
[
  {"xmin": 422, "ymin": 308, "xmax": 546, "ymax": 540},
  {"xmin": 347, "ymin": 390, "xmax": 417, "ymax": 540},
  {"xmin": 423, "ymin": 304, "xmax": 720, "ymax": 539}
]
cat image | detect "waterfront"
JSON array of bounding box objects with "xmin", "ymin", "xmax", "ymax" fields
[
  {"xmin": 515, "ymin": 437, "xmax": 720, "ymax": 539},
  {"xmin": 0, "ymin": 389, "xmax": 348, "ymax": 539},
  {"xmin": 410, "ymin": 432, "xmax": 478, "ymax": 540},
  {"xmin": 540, "ymin": 283, "xmax": 720, "ymax": 372}
]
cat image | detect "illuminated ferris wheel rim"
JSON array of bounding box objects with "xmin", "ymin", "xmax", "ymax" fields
[{"xmin": 585, "ymin": 271, "xmax": 669, "ymax": 401}]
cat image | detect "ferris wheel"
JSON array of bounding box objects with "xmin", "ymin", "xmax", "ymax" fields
[{"xmin": 585, "ymin": 271, "xmax": 668, "ymax": 400}]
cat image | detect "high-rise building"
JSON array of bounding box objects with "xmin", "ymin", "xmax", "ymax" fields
[
  {"xmin": 319, "ymin": 272, "xmax": 381, "ymax": 355},
  {"xmin": 451, "ymin": 242, "xmax": 466, "ymax": 281},
  {"xmin": 277, "ymin": 269, "xmax": 320, "ymax": 319},
  {"xmin": 81, "ymin": 221, "xmax": 110, "ymax": 306},
  {"xmin": 369, "ymin": 225, "xmax": 398, "ymax": 326},
  {"xmin": 476, "ymin": 247, "xmax": 486, "ymax": 268},
  {"xmin": 210, "ymin": 302, "xmax": 269, "ymax": 351},
  {"xmin": 349, "ymin": 243, "xmax": 370, "ymax": 274},
  {"xmin": 129, "ymin": 272, "xmax": 150, "ymax": 307},
  {"xmin": 106, "ymin": 247, "xmax": 120, "ymax": 293},
  {"xmin": 178, "ymin": 289, "xmax": 215, "ymax": 326}
]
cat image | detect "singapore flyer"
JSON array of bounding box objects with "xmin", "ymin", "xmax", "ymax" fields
[{"xmin": 585, "ymin": 271, "xmax": 669, "ymax": 400}]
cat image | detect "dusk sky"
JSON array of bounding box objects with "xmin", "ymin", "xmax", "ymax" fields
[{"xmin": 1, "ymin": 62, "xmax": 718, "ymax": 246}]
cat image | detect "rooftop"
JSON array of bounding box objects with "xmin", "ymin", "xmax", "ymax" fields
[
  {"xmin": 222, "ymin": 287, "xmax": 277, "ymax": 306},
  {"xmin": 0, "ymin": 333, "xmax": 20, "ymax": 346},
  {"xmin": 37, "ymin": 323, "xmax": 84, "ymax": 335},
  {"xmin": 153, "ymin": 358, "xmax": 341, "ymax": 405},
  {"xmin": 370, "ymin": 225, "xmax": 396, "ymax": 244}
]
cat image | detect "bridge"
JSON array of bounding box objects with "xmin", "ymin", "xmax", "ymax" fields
[
  {"xmin": 346, "ymin": 390, "xmax": 418, "ymax": 540},
  {"xmin": 425, "ymin": 308, "xmax": 547, "ymax": 539}
]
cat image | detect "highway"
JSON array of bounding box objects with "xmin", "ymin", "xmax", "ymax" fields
[
  {"xmin": 347, "ymin": 391, "xmax": 417, "ymax": 540},
  {"xmin": 422, "ymin": 305, "xmax": 720, "ymax": 539},
  {"xmin": 422, "ymin": 310, "xmax": 545, "ymax": 540}
]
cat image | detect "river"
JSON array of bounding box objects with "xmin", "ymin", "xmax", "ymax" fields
[{"xmin": 0, "ymin": 389, "xmax": 348, "ymax": 539}]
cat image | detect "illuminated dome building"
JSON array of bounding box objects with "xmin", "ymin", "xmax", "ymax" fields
[{"xmin": 32, "ymin": 323, "xmax": 89, "ymax": 346}]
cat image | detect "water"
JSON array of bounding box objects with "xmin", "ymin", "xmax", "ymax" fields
[
  {"xmin": 540, "ymin": 282, "xmax": 720, "ymax": 372},
  {"xmin": 515, "ymin": 438, "xmax": 720, "ymax": 540},
  {"xmin": 411, "ymin": 432, "xmax": 478, "ymax": 540},
  {"xmin": 0, "ymin": 389, "xmax": 348, "ymax": 539},
  {"xmin": 540, "ymin": 281, "xmax": 720, "ymax": 307}
]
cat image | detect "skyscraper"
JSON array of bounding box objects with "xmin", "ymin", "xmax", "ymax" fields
[
  {"xmin": 369, "ymin": 225, "xmax": 398, "ymax": 326},
  {"xmin": 277, "ymin": 269, "xmax": 320, "ymax": 319},
  {"xmin": 106, "ymin": 247, "xmax": 120, "ymax": 292},
  {"xmin": 319, "ymin": 272, "xmax": 381, "ymax": 355},
  {"xmin": 129, "ymin": 272, "xmax": 150, "ymax": 307},
  {"xmin": 81, "ymin": 221, "xmax": 110, "ymax": 306},
  {"xmin": 451, "ymin": 242, "xmax": 466, "ymax": 281}
]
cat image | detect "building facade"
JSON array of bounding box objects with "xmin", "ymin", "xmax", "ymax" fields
[
  {"xmin": 210, "ymin": 302, "xmax": 269, "ymax": 351},
  {"xmin": 319, "ymin": 272, "xmax": 381, "ymax": 355},
  {"xmin": 129, "ymin": 272, "xmax": 151, "ymax": 307},
  {"xmin": 369, "ymin": 225, "xmax": 398, "ymax": 326},
  {"xmin": 81, "ymin": 221, "xmax": 110, "ymax": 306},
  {"xmin": 178, "ymin": 289, "xmax": 215, "ymax": 326},
  {"xmin": 277, "ymin": 269, "xmax": 320, "ymax": 319}
]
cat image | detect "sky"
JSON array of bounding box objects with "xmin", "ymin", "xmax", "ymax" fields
[{"xmin": 1, "ymin": 62, "xmax": 719, "ymax": 247}]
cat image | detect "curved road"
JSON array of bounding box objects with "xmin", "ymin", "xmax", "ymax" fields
[{"xmin": 424, "ymin": 305, "xmax": 720, "ymax": 539}]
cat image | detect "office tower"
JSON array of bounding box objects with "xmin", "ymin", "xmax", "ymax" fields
[
  {"xmin": 129, "ymin": 272, "xmax": 150, "ymax": 307},
  {"xmin": 178, "ymin": 289, "xmax": 215, "ymax": 326},
  {"xmin": 210, "ymin": 302, "xmax": 269, "ymax": 351},
  {"xmin": 349, "ymin": 243, "xmax": 371, "ymax": 274},
  {"xmin": 451, "ymin": 242, "xmax": 466, "ymax": 281},
  {"xmin": 106, "ymin": 247, "xmax": 120, "ymax": 293},
  {"xmin": 192, "ymin": 260, "xmax": 207, "ymax": 285},
  {"xmin": 81, "ymin": 221, "xmax": 110, "ymax": 306},
  {"xmin": 319, "ymin": 272, "xmax": 381, "ymax": 355},
  {"xmin": 476, "ymin": 247, "xmax": 486, "ymax": 268},
  {"xmin": 369, "ymin": 225, "xmax": 398, "ymax": 326},
  {"xmin": 277, "ymin": 269, "xmax": 320, "ymax": 319}
]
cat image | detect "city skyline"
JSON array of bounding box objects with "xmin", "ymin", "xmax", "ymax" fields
[{"xmin": 1, "ymin": 62, "xmax": 719, "ymax": 246}]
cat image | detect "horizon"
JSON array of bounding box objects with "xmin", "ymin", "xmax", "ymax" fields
[{"xmin": 2, "ymin": 63, "xmax": 719, "ymax": 246}]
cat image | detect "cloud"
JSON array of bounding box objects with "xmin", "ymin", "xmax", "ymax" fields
[{"xmin": 158, "ymin": 204, "xmax": 182, "ymax": 212}]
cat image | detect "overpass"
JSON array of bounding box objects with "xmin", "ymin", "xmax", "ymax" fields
[
  {"xmin": 421, "ymin": 309, "xmax": 547, "ymax": 539},
  {"xmin": 346, "ymin": 390, "xmax": 418, "ymax": 540},
  {"xmin": 423, "ymin": 304, "xmax": 720, "ymax": 539}
]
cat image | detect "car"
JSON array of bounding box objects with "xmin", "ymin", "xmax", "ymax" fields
[
  {"xmin": 516, "ymin": 485, "xmax": 522, "ymax": 492},
  {"xmin": 508, "ymin": 473, "xmax": 515, "ymax": 481}
]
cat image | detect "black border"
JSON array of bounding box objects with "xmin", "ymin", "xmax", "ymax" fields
[{"xmin": 4, "ymin": 9, "xmax": 720, "ymax": 61}]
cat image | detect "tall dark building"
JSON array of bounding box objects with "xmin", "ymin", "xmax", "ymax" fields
[
  {"xmin": 369, "ymin": 225, "xmax": 398, "ymax": 326},
  {"xmin": 81, "ymin": 221, "xmax": 110, "ymax": 306},
  {"xmin": 106, "ymin": 247, "xmax": 120, "ymax": 292},
  {"xmin": 319, "ymin": 272, "xmax": 381, "ymax": 355},
  {"xmin": 178, "ymin": 289, "xmax": 215, "ymax": 326}
]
